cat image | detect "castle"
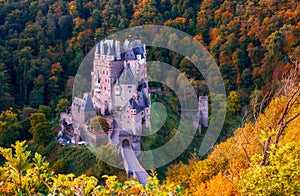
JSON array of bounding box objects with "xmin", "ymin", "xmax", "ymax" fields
[
  {"xmin": 59, "ymin": 39, "xmax": 209, "ymax": 184},
  {"xmin": 60, "ymin": 39, "xmax": 151, "ymax": 148}
]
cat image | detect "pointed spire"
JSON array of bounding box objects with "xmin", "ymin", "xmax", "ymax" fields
[
  {"xmin": 100, "ymin": 41, "xmax": 104, "ymax": 55},
  {"xmin": 94, "ymin": 42, "xmax": 100, "ymax": 55}
]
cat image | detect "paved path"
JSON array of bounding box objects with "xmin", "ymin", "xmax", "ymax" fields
[
  {"xmin": 121, "ymin": 142, "xmax": 149, "ymax": 185},
  {"xmin": 110, "ymin": 120, "xmax": 121, "ymax": 144}
]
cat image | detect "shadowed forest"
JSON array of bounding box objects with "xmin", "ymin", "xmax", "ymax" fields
[{"xmin": 0, "ymin": 0, "xmax": 299, "ymax": 195}]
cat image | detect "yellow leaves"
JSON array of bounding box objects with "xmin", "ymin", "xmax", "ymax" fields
[
  {"xmin": 0, "ymin": 121, "xmax": 6, "ymax": 127},
  {"xmin": 196, "ymin": 173, "xmax": 239, "ymax": 196},
  {"xmin": 0, "ymin": 108, "xmax": 17, "ymax": 122},
  {"xmin": 239, "ymin": 143, "xmax": 300, "ymax": 195},
  {"xmin": 67, "ymin": 1, "xmax": 77, "ymax": 16},
  {"xmin": 98, "ymin": 174, "xmax": 183, "ymax": 195},
  {"xmin": 166, "ymin": 85, "xmax": 300, "ymax": 194},
  {"xmin": 0, "ymin": 140, "xmax": 184, "ymax": 195}
]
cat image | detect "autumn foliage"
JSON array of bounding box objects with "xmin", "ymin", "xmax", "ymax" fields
[{"xmin": 166, "ymin": 66, "xmax": 300, "ymax": 195}]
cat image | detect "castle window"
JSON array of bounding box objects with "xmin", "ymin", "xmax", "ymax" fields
[{"xmin": 128, "ymin": 86, "xmax": 132, "ymax": 88}]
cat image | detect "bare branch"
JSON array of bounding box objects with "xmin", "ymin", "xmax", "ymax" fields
[
  {"xmin": 260, "ymin": 135, "xmax": 271, "ymax": 166},
  {"xmin": 274, "ymin": 110, "xmax": 300, "ymax": 148}
]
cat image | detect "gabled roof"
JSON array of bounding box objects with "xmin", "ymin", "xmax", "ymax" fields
[
  {"xmin": 83, "ymin": 93, "xmax": 95, "ymax": 111},
  {"xmin": 119, "ymin": 66, "xmax": 136, "ymax": 85}
]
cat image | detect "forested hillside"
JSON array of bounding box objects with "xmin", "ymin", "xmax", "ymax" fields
[
  {"xmin": 0, "ymin": 0, "xmax": 299, "ymax": 111},
  {"xmin": 166, "ymin": 62, "xmax": 300, "ymax": 195},
  {"xmin": 0, "ymin": 0, "xmax": 300, "ymax": 195},
  {"xmin": 0, "ymin": 62, "xmax": 299, "ymax": 195}
]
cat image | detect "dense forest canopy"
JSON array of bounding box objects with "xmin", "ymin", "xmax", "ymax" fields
[
  {"xmin": 0, "ymin": 0, "xmax": 299, "ymax": 195},
  {"xmin": 0, "ymin": 0, "xmax": 299, "ymax": 111}
]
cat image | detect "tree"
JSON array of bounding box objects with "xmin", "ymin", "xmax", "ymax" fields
[
  {"xmin": 0, "ymin": 109, "xmax": 21, "ymax": 147},
  {"xmin": 89, "ymin": 116, "xmax": 109, "ymax": 132},
  {"xmin": 130, "ymin": 0, "xmax": 162, "ymax": 26},
  {"xmin": 29, "ymin": 113, "xmax": 53, "ymax": 145},
  {"xmin": 29, "ymin": 75, "xmax": 45, "ymax": 108},
  {"xmin": 52, "ymin": 159, "xmax": 67, "ymax": 174},
  {"xmin": 63, "ymin": 76, "xmax": 74, "ymax": 100},
  {"xmin": 55, "ymin": 98, "xmax": 70, "ymax": 118},
  {"xmin": 0, "ymin": 141, "xmax": 31, "ymax": 190},
  {"xmin": 46, "ymin": 76, "xmax": 60, "ymax": 102},
  {"xmin": 227, "ymin": 91, "xmax": 241, "ymax": 114},
  {"xmin": 37, "ymin": 105, "xmax": 52, "ymax": 120},
  {"xmin": 240, "ymin": 143, "xmax": 300, "ymax": 195},
  {"xmin": 20, "ymin": 107, "xmax": 37, "ymax": 120},
  {"xmin": 241, "ymin": 68, "xmax": 253, "ymax": 90},
  {"xmin": 0, "ymin": 141, "xmax": 184, "ymax": 195},
  {"xmin": 0, "ymin": 64, "xmax": 15, "ymax": 111}
]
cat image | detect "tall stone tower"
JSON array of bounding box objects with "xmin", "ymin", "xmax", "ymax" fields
[{"xmin": 91, "ymin": 39, "xmax": 151, "ymax": 140}]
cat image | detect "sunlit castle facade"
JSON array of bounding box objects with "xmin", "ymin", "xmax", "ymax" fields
[{"xmin": 91, "ymin": 39, "xmax": 151, "ymax": 136}]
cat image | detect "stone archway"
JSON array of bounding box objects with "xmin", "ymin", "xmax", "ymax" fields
[{"xmin": 122, "ymin": 139, "xmax": 130, "ymax": 148}]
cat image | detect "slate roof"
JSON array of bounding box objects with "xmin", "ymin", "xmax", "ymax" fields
[
  {"xmin": 119, "ymin": 130, "xmax": 133, "ymax": 137},
  {"xmin": 119, "ymin": 66, "xmax": 136, "ymax": 85},
  {"xmin": 129, "ymin": 98, "xmax": 143, "ymax": 113},
  {"xmin": 94, "ymin": 42, "xmax": 100, "ymax": 54},
  {"xmin": 83, "ymin": 93, "xmax": 95, "ymax": 111},
  {"xmin": 133, "ymin": 47, "xmax": 144, "ymax": 56}
]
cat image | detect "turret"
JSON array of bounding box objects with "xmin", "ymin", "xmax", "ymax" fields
[
  {"xmin": 116, "ymin": 41, "xmax": 121, "ymax": 60},
  {"xmin": 199, "ymin": 96, "xmax": 208, "ymax": 127},
  {"xmin": 94, "ymin": 42, "xmax": 100, "ymax": 59}
]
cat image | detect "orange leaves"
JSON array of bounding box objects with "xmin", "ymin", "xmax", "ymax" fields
[
  {"xmin": 194, "ymin": 34, "xmax": 206, "ymax": 46},
  {"xmin": 67, "ymin": 1, "xmax": 77, "ymax": 16},
  {"xmin": 50, "ymin": 62, "xmax": 63, "ymax": 76},
  {"xmin": 209, "ymin": 28, "xmax": 220, "ymax": 41},
  {"xmin": 174, "ymin": 17, "xmax": 187, "ymax": 24},
  {"xmin": 165, "ymin": 17, "xmax": 188, "ymax": 30},
  {"xmin": 221, "ymin": 11, "xmax": 234, "ymax": 24},
  {"xmin": 73, "ymin": 17, "xmax": 85, "ymax": 31}
]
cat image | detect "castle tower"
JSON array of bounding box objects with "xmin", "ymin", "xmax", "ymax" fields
[
  {"xmin": 92, "ymin": 40, "xmax": 123, "ymax": 115},
  {"xmin": 199, "ymin": 96, "xmax": 208, "ymax": 127},
  {"xmin": 90, "ymin": 39, "xmax": 151, "ymax": 138}
]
